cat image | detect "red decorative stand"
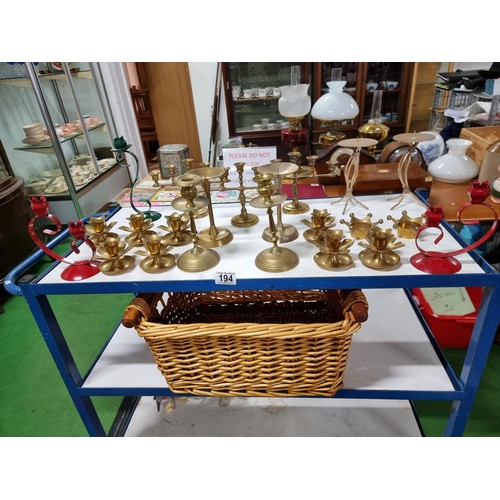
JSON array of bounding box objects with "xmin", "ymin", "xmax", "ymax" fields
[
  {"xmin": 410, "ymin": 181, "xmax": 498, "ymax": 274},
  {"xmin": 28, "ymin": 197, "xmax": 100, "ymax": 281}
]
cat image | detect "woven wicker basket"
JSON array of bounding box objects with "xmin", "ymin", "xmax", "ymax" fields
[{"xmin": 122, "ymin": 289, "xmax": 368, "ymax": 397}]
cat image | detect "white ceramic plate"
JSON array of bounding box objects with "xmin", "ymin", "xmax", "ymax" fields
[{"xmin": 416, "ymin": 130, "xmax": 445, "ymax": 165}]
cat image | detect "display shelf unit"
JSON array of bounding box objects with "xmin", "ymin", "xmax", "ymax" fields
[
  {"xmin": 5, "ymin": 194, "xmax": 500, "ymax": 437},
  {"xmin": 0, "ymin": 62, "xmax": 130, "ymax": 222}
]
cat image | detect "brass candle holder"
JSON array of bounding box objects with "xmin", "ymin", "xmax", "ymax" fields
[
  {"xmin": 135, "ymin": 234, "xmax": 176, "ymax": 273},
  {"xmin": 358, "ymin": 227, "xmax": 405, "ymax": 269},
  {"xmin": 230, "ymin": 161, "xmax": 259, "ymax": 228},
  {"xmin": 330, "ymin": 138, "xmax": 377, "ymax": 215},
  {"xmin": 172, "ymin": 173, "xmax": 220, "ymax": 272},
  {"xmin": 313, "ymin": 228, "xmax": 354, "ymax": 270},
  {"xmin": 387, "ymin": 132, "xmax": 434, "ymax": 210},
  {"xmin": 257, "ymin": 161, "xmax": 299, "ymax": 243},
  {"xmin": 282, "ymin": 151, "xmax": 310, "ymax": 215},
  {"xmin": 118, "ymin": 213, "xmax": 156, "ymax": 247},
  {"xmin": 97, "ymin": 236, "xmax": 136, "ymax": 275},
  {"xmin": 158, "ymin": 212, "xmax": 192, "ymax": 246},
  {"xmin": 150, "ymin": 169, "xmax": 162, "ymax": 187},
  {"xmin": 190, "ymin": 166, "xmax": 233, "ymax": 247},
  {"xmin": 387, "ymin": 211, "xmax": 424, "ymax": 239},
  {"xmin": 85, "ymin": 215, "xmax": 118, "ymax": 245},
  {"xmin": 340, "ymin": 213, "xmax": 384, "ymax": 240},
  {"xmin": 250, "ymin": 172, "xmax": 299, "ymax": 273},
  {"xmin": 301, "ymin": 208, "xmax": 336, "ymax": 244}
]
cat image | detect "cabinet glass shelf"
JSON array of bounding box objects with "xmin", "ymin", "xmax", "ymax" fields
[{"xmin": 14, "ymin": 123, "xmax": 107, "ymax": 154}]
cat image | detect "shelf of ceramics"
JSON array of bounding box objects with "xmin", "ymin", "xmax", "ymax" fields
[
  {"xmin": 0, "ymin": 69, "xmax": 93, "ymax": 88},
  {"xmin": 14, "ymin": 123, "xmax": 107, "ymax": 155},
  {"xmin": 233, "ymin": 96, "xmax": 280, "ymax": 104}
]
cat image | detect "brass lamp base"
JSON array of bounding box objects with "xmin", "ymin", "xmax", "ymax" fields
[
  {"xmin": 177, "ymin": 244, "xmax": 220, "ymax": 272},
  {"xmin": 255, "ymin": 246, "xmax": 299, "ymax": 273}
]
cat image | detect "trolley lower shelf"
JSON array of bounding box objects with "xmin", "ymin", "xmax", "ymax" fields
[{"xmin": 124, "ymin": 396, "xmax": 423, "ymax": 437}]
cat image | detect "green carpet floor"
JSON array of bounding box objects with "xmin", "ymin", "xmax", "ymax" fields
[{"xmin": 1, "ymin": 274, "xmax": 499, "ymax": 437}]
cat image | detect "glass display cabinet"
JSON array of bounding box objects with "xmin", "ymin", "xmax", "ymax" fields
[
  {"xmin": 222, "ymin": 62, "xmax": 311, "ymax": 146},
  {"xmin": 0, "ymin": 62, "xmax": 130, "ymax": 222}
]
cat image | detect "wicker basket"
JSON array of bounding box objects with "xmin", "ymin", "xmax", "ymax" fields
[{"xmin": 122, "ymin": 289, "xmax": 368, "ymax": 397}]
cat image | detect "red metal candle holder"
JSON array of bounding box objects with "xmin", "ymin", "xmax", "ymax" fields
[{"xmin": 410, "ymin": 181, "xmax": 498, "ymax": 274}]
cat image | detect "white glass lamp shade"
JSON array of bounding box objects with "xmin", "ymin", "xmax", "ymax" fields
[
  {"xmin": 278, "ymin": 84, "xmax": 311, "ymax": 118},
  {"xmin": 311, "ymin": 81, "xmax": 359, "ymax": 121}
]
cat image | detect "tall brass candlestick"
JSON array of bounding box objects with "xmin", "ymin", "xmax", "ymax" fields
[
  {"xmin": 231, "ymin": 162, "xmax": 259, "ymax": 227},
  {"xmin": 257, "ymin": 162, "xmax": 299, "ymax": 242},
  {"xmin": 172, "ymin": 173, "xmax": 220, "ymax": 272},
  {"xmin": 250, "ymin": 172, "xmax": 299, "ymax": 272},
  {"xmin": 190, "ymin": 166, "xmax": 233, "ymax": 247}
]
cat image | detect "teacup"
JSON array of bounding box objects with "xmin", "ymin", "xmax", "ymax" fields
[
  {"xmin": 366, "ymin": 82, "xmax": 378, "ymax": 91},
  {"xmin": 386, "ymin": 81, "xmax": 398, "ymax": 90}
]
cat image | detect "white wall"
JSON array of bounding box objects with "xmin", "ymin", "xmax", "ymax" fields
[{"xmin": 189, "ymin": 62, "xmax": 229, "ymax": 163}]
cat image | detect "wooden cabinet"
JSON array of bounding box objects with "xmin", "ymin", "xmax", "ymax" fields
[
  {"xmin": 222, "ymin": 62, "xmax": 415, "ymax": 155},
  {"xmin": 311, "ymin": 62, "xmax": 415, "ymax": 144}
]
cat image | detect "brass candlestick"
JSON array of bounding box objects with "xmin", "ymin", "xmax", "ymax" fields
[
  {"xmin": 118, "ymin": 213, "xmax": 156, "ymax": 247},
  {"xmin": 97, "ymin": 236, "xmax": 136, "ymax": 275},
  {"xmin": 85, "ymin": 215, "xmax": 118, "ymax": 245},
  {"xmin": 231, "ymin": 161, "xmax": 259, "ymax": 228},
  {"xmin": 283, "ymin": 152, "xmax": 310, "ymax": 215},
  {"xmin": 150, "ymin": 169, "xmax": 162, "ymax": 187},
  {"xmin": 313, "ymin": 229, "xmax": 354, "ymax": 270},
  {"xmin": 331, "ymin": 138, "xmax": 377, "ymax": 214},
  {"xmin": 387, "ymin": 211, "xmax": 425, "ymax": 239},
  {"xmin": 359, "ymin": 227, "xmax": 405, "ymax": 269},
  {"xmin": 250, "ymin": 172, "xmax": 299, "ymax": 273},
  {"xmin": 190, "ymin": 166, "xmax": 233, "ymax": 247},
  {"xmin": 172, "ymin": 173, "xmax": 220, "ymax": 272},
  {"xmin": 387, "ymin": 132, "xmax": 435, "ymax": 210},
  {"xmin": 301, "ymin": 208, "xmax": 336, "ymax": 244},
  {"xmin": 159, "ymin": 212, "xmax": 192, "ymax": 246},
  {"xmin": 340, "ymin": 213, "xmax": 384, "ymax": 240},
  {"xmin": 135, "ymin": 234, "xmax": 176, "ymax": 273},
  {"xmin": 257, "ymin": 161, "xmax": 299, "ymax": 243}
]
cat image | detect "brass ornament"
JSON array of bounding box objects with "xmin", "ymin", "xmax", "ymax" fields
[
  {"xmin": 340, "ymin": 213, "xmax": 384, "ymax": 239},
  {"xmin": 97, "ymin": 236, "xmax": 136, "ymax": 275},
  {"xmin": 230, "ymin": 162, "xmax": 259, "ymax": 228},
  {"xmin": 313, "ymin": 229, "xmax": 354, "ymax": 270},
  {"xmin": 158, "ymin": 212, "xmax": 192, "ymax": 247},
  {"xmin": 85, "ymin": 215, "xmax": 118, "ymax": 245},
  {"xmin": 250, "ymin": 172, "xmax": 299, "ymax": 272},
  {"xmin": 387, "ymin": 211, "xmax": 425, "ymax": 239},
  {"xmin": 135, "ymin": 234, "xmax": 176, "ymax": 273},
  {"xmin": 118, "ymin": 213, "xmax": 156, "ymax": 246},
  {"xmin": 189, "ymin": 166, "xmax": 233, "ymax": 248},
  {"xmin": 257, "ymin": 162, "xmax": 299, "ymax": 242},
  {"xmin": 358, "ymin": 227, "xmax": 405, "ymax": 269},
  {"xmin": 301, "ymin": 208, "xmax": 336, "ymax": 244}
]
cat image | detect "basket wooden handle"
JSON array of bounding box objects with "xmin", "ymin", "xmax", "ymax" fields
[
  {"xmin": 336, "ymin": 289, "xmax": 369, "ymax": 323},
  {"xmin": 122, "ymin": 293, "xmax": 162, "ymax": 328}
]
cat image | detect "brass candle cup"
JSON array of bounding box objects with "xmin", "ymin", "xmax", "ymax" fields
[
  {"xmin": 387, "ymin": 211, "xmax": 424, "ymax": 239},
  {"xmin": 340, "ymin": 213, "xmax": 384, "ymax": 240}
]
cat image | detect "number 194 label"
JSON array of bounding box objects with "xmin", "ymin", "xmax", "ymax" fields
[{"xmin": 215, "ymin": 272, "xmax": 236, "ymax": 285}]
